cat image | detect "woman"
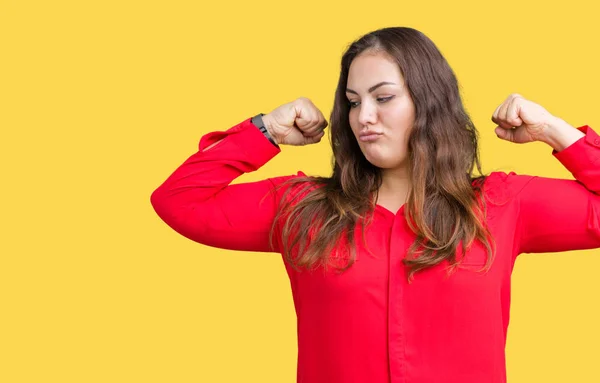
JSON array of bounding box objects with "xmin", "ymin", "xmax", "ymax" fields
[{"xmin": 150, "ymin": 27, "xmax": 600, "ymax": 383}]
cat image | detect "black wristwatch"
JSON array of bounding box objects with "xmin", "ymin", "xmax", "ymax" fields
[{"xmin": 251, "ymin": 113, "xmax": 279, "ymax": 147}]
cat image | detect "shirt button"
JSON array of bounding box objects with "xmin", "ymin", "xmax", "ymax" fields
[{"xmin": 595, "ymin": 138, "xmax": 600, "ymax": 146}]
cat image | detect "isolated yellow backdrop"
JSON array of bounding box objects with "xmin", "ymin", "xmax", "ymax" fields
[{"xmin": 1, "ymin": 0, "xmax": 599, "ymax": 382}]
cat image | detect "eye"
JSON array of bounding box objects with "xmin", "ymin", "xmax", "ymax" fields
[
  {"xmin": 348, "ymin": 96, "xmax": 394, "ymax": 109},
  {"xmin": 377, "ymin": 96, "xmax": 394, "ymax": 103}
]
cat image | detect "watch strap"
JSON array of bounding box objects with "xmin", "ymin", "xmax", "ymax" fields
[{"xmin": 251, "ymin": 113, "xmax": 279, "ymax": 147}]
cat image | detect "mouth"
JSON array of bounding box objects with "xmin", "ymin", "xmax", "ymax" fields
[{"xmin": 359, "ymin": 133, "xmax": 383, "ymax": 142}]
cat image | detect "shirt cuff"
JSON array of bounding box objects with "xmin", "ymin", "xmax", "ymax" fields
[
  {"xmin": 552, "ymin": 125, "xmax": 600, "ymax": 175},
  {"xmin": 198, "ymin": 117, "xmax": 282, "ymax": 171}
]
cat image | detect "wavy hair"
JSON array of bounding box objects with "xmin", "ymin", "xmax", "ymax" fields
[{"xmin": 268, "ymin": 27, "xmax": 495, "ymax": 282}]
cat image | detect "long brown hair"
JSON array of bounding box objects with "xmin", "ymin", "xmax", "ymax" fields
[{"xmin": 268, "ymin": 27, "xmax": 495, "ymax": 282}]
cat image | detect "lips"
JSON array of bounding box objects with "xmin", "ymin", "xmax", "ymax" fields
[
  {"xmin": 359, "ymin": 129, "xmax": 382, "ymax": 137},
  {"xmin": 359, "ymin": 131, "xmax": 383, "ymax": 142}
]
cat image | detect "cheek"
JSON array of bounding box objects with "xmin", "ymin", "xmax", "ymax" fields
[
  {"xmin": 384, "ymin": 105, "xmax": 415, "ymax": 136},
  {"xmin": 385, "ymin": 102, "xmax": 413, "ymax": 122},
  {"xmin": 348, "ymin": 112, "xmax": 361, "ymax": 135}
]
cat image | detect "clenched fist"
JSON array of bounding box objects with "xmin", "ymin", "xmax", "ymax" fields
[
  {"xmin": 491, "ymin": 93, "xmax": 557, "ymax": 144},
  {"xmin": 262, "ymin": 97, "xmax": 328, "ymax": 146}
]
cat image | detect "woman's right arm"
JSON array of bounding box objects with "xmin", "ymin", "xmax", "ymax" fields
[
  {"xmin": 150, "ymin": 116, "xmax": 302, "ymax": 253},
  {"xmin": 150, "ymin": 98, "xmax": 327, "ymax": 253}
]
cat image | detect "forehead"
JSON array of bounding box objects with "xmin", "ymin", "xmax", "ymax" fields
[{"xmin": 347, "ymin": 52, "xmax": 404, "ymax": 87}]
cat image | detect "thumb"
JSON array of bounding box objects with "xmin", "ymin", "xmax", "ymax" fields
[
  {"xmin": 303, "ymin": 131, "xmax": 325, "ymax": 145},
  {"xmin": 495, "ymin": 126, "xmax": 513, "ymax": 142}
]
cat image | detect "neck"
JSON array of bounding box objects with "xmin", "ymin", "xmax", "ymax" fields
[{"xmin": 375, "ymin": 166, "xmax": 412, "ymax": 211}]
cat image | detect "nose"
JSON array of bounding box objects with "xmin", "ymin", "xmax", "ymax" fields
[{"xmin": 357, "ymin": 100, "xmax": 377, "ymax": 126}]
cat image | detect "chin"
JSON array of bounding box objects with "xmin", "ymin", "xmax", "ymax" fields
[
  {"xmin": 363, "ymin": 151, "xmax": 406, "ymax": 170},
  {"xmin": 365, "ymin": 156, "xmax": 399, "ymax": 169}
]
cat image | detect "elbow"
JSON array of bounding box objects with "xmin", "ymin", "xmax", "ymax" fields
[
  {"xmin": 149, "ymin": 187, "xmax": 179, "ymax": 231},
  {"xmin": 150, "ymin": 188, "xmax": 211, "ymax": 245},
  {"xmin": 150, "ymin": 187, "xmax": 167, "ymax": 219}
]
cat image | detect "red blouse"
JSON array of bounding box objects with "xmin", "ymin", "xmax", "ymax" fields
[{"xmin": 150, "ymin": 117, "xmax": 600, "ymax": 383}]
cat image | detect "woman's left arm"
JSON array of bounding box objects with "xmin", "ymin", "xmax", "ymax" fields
[{"xmin": 492, "ymin": 94, "xmax": 600, "ymax": 254}]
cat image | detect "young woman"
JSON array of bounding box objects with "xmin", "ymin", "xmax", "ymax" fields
[{"xmin": 150, "ymin": 27, "xmax": 600, "ymax": 383}]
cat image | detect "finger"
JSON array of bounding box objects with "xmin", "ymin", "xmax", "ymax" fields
[
  {"xmin": 304, "ymin": 113, "xmax": 326, "ymax": 136},
  {"xmin": 302, "ymin": 119, "xmax": 320, "ymax": 135},
  {"xmin": 304, "ymin": 130, "xmax": 325, "ymax": 145},
  {"xmin": 316, "ymin": 115, "xmax": 328, "ymax": 133},
  {"xmin": 294, "ymin": 102, "xmax": 314, "ymax": 129},
  {"xmin": 494, "ymin": 101, "xmax": 513, "ymax": 130},
  {"xmin": 492, "ymin": 96, "xmax": 510, "ymax": 127},
  {"xmin": 491, "ymin": 103, "xmax": 502, "ymax": 124},
  {"xmin": 506, "ymin": 97, "xmax": 523, "ymax": 127},
  {"xmin": 313, "ymin": 111, "xmax": 327, "ymax": 130},
  {"xmin": 494, "ymin": 125, "xmax": 514, "ymax": 142},
  {"xmin": 298, "ymin": 99, "xmax": 320, "ymax": 130},
  {"xmin": 310, "ymin": 104, "xmax": 328, "ymax": 131},
  {"xmin": 318, "ymin": 110, "xmax": 328, "ymax": 128},
  {"xmin": 296, "ymin": 117, "xmax": 319, "ymax": 133},
  {"xmin": 305, "ymin": 125, "xmax": 326, "ymax": 137},
  {"xmin": 498, "ymin": 98, "xmax": 510, "ymax": 124}
]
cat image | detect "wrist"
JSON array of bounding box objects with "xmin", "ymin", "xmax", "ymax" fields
[
  {"xmin": 542, "ymin": 117, "xmax": 585, "ymax": 152},
  {"xmin": 252, "ymin": 113, "xmax": 279, "ymax": 147},
  {"xmin": 261, "ymin": 113, "xmax": 280, "ymax": 145}
]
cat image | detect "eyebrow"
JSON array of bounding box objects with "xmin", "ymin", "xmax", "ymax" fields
[{"xmin": 345, "ymin": 81, "xmax": 397, "ymax": 95}]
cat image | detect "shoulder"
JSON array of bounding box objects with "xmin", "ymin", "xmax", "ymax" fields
[
  {"xmin": 477, "ymin": 171, "xmax": 537, "ymax": 206},
  {"xmin": 267, "ymin": 171, "xmax": 319, "ymax": 188},
  {"xmin": 267, "ymin": 171, "xmax": 326, "ymax": 202}
]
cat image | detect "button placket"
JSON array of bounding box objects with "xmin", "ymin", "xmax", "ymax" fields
[{"xmin": 388, "ymin": 213, "xmax": 409, "ymax": 383}]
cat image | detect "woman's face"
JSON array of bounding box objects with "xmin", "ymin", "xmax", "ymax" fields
[{"xmin": 346, "ymin": 51, "xmax": 416, "ymax": 170}]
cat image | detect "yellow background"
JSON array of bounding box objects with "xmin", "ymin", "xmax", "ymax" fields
[{"xmin": 2, "ymin": 0, "xmax": 599, "ymax": 382}]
